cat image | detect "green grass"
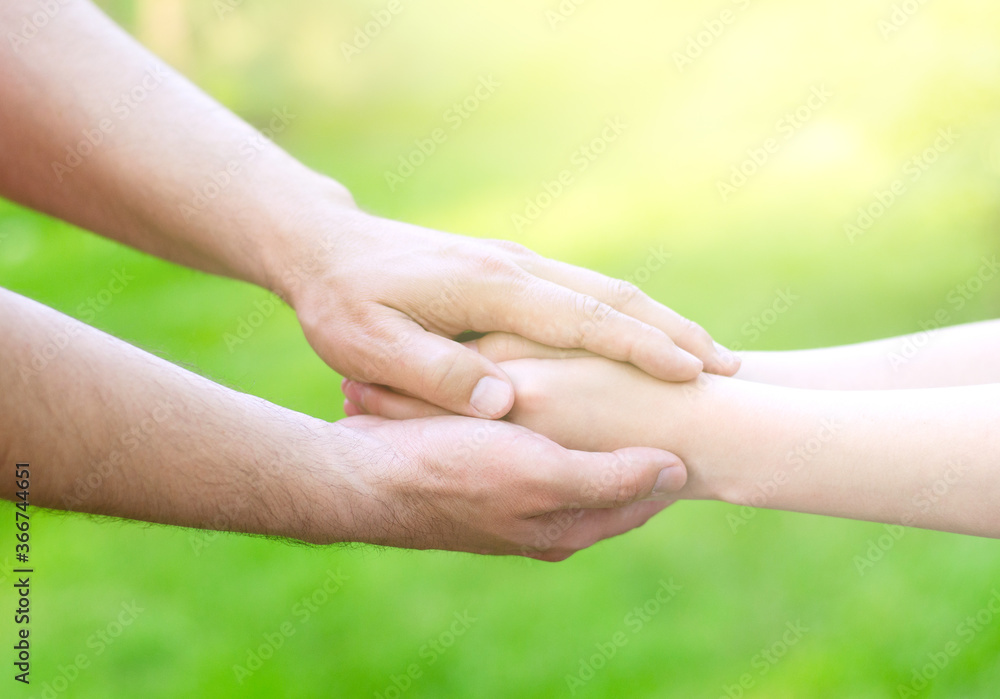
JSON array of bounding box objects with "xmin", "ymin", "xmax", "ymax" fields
[{"xmin": 3, "ymin": 0, "xmax": 1000, "ymax": 697}]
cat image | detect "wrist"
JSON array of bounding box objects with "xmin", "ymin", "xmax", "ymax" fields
[
  {"xmin": 255, "ymin": 173, "xmax": 359, "ymax": 308},
  {"xmin": 245, "ymin": 410, "xmax": 362, "ymax": 544},
  {"xmin": 670, "ymin": 375, "xmax": 778, "ymax": 504},
  {"xmin": 663, "ymin": 375, "xmax": 734, "ymax": 501}
]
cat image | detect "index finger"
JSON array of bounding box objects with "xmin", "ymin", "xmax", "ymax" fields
[
  {"xmin": 524, "ymin": 257, "xmax": 740, "ymax": 376},
  {"xmin": 481, "ymin": 277, "xmax": 705, "ymax": 382}
]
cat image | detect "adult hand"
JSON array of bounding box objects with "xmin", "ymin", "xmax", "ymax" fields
[
  {"xmin": 276, "ymin": 203, "xmax": 740, "ymax": 420},
  {"xmin": 325, "ymin": 414, "xmax": 686, "ymax": 560},
  {"xmin": 0, "ymin": 0, "xmax": 736, "ymax": 420},
  {"xmin": 0, "ymin": 289, "xmax": 686, "ymax": 558}
]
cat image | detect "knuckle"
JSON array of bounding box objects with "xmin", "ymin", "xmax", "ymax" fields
[
  {"xmin": 572, "ymin": 295, "xmax": 614, "ymax": 343},
  {"xmin": 478, "ymin": 252, "xmax": 521, "ymax": 279},
  {"xmin": 605, "ymin": 277, "xmax": 643, "ymax": 309},
  {"xmin": 487, "ymin": 239, "xmax": 534, "ymax": 259},
  {"xmin": 598, "ymin": 456, "xmax": 642, "ymax": 507},
  {"xmin": 420, "ymin": 350, "xmax": 467, "ymax": 399}
]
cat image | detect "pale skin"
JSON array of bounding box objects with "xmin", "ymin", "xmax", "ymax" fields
[
  {"xmin": 347, "ymin": 321, "xmax": 1000, "ymax": 538},
  {"xmin": 0, "ymin": 0, "xmax": 742, "ymax": 556}
]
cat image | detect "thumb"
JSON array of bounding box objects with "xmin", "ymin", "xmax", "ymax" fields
[
  {"xmin": 358, "ymin": 318, "xmax": 515, "ymax": 419},
  {"xmin": 550, "ymin": 447, "xmax": 689, "ymax": 510}
]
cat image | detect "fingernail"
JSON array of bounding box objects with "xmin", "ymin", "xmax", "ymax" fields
[
  {"xmin": 714, "ymin": 342, "xmax": 740, "ymax": 367},
  {"xmin": 651, "ymin": 464, "xmax": 686, "ymax": 497},
  {"xmin": 470, "ymin": 376, "xmax": 513, "ymax": 418}
]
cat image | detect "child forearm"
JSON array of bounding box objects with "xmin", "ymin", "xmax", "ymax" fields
[
  {"xmin": 503, "ymin": 358, "xmax": 1000, "ymax": 537},
  {"xmin": 673, "ymin": 376, "xmax": 1000, "ymax": 536},
  {"xmin": 736, "ymin": 319, "xmax": 1000, "ymax": 390}
]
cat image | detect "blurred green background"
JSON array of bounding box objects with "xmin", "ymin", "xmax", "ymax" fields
[{"xmin": 3, "ymin": 0, "xmax": 1000, "ymax": 697}]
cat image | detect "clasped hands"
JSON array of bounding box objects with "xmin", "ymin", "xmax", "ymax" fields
[{"xmin": 274, "ymin": 204, "xmax": 740, "ymax": 560}]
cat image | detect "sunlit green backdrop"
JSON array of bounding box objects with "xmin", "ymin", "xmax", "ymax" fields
[{"xmin": 3, "ymin": 0, "xmax": 1000, "ymax": 697}]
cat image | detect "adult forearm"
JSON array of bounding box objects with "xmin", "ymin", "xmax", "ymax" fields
[
  {"xmin": 736, "ymin": 320, "xmax": 1000, "ymax": 390},
  {"xmin": 0, "ymin": 288, "xmax": 348, "ymax": 542},
  {"xmin": 1, "ymin": 291, "xmax": 694, "ymax": 557},
  {"xmin": 0, "ymin": 0, "xmax": 348, "ymax": 292},
  {"xmin": 679, "ymin": 376, "xmax": 1000, "ymax": 536}
]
